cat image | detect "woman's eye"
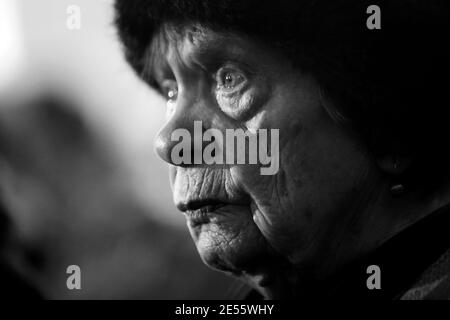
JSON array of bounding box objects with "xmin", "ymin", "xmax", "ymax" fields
[
  {"xmin": 216, "ymin": 68, "xmax": 246, "ymax": 91},
  {"xmin": 161, "ymin": 80, "xmax": 178, "ymax": 102},
  {"xmin": 167, "ymin": 88, "xmax": 178, "ymax": 100}
]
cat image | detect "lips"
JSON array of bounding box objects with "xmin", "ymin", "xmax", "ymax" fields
[
  {"xmin": 177, "ymin": 198, "xmax": 251, "ymax": 226},
  {"xmin": 176, "ymin": 199, "xmax": 226, "ymax": 212},
  {"xmin": 177, "ymin": 199, "xmax": 228, "ymax": 225}
]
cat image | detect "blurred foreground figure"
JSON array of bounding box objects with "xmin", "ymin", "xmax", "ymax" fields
[{"xmin": 0, "ymin": 201, "xmax": 42, "ymax": 299}]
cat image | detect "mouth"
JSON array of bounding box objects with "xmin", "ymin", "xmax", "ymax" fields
[{"xmin": 177, "ymin": 198, "xmax": 249, "ymax": 226}]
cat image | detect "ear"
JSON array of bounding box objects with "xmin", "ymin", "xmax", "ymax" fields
[{"xmin": 376, "ymin": 154, "xmax": 412, "ymax": 175}]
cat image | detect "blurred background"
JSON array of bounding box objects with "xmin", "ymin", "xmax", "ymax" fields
[{"xmin": 0, "ymin": 0, "xmax": 235, "ymax": 299}]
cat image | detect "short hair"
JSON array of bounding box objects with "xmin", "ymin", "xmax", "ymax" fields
[{"xmin": 115, "ymin": 0, "xmax": 450, "ymax": 192}]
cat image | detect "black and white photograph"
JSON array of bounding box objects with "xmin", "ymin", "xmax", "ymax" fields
[{"xmin": 0, "ymin": 0, "xmax": 449, "ymax": 308}]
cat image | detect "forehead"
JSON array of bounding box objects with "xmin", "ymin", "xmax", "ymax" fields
[
  {"xmin": 149, "ymin": 23, "xmax": 249, "ymax": 68},
  {"xmin": 143, "ymin": 23, "xmax": 221, "ymax": 85},
  {"xmin": 152, "ymin": 23, "xmax": 244, "ymax": 58}
]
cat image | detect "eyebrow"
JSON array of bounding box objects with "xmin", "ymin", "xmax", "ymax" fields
[
  {"xmin": 143, "ymin": 29, "xmax": 255, "ymax": 94},
  {"xmin": 192, "ymin": 38, "xmax": 251, "ymax": 71}
]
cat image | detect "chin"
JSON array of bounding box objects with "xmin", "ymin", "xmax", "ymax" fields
[
  {"xmin": 186, "ymin": 205, "xmax": 264, "ymax": 272},
  {"xmin": 185, "ymin": 205, "xmax": 289, "ymax": 296}
]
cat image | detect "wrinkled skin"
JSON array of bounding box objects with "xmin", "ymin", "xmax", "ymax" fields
[{"xmin": 151, "ymin": 25, "xmax": 428, "ymax": 298}]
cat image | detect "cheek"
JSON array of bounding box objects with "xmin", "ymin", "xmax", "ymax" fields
[
  {"xmin": 281, "ymin": 119, "xmax": 371, "ymax": 226},
  {"xmin": 259, "ymin": 95, "xmax": 370, "ymax": 228}
]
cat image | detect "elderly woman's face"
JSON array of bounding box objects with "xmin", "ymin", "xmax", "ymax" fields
[{"xmin": 153, "ymin": 26, "xmax": 377, "ymax": 295}]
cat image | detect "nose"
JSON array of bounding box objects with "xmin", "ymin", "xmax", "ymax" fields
[{"xmin": 155, "ymin": 95, "xmax": 211, "ymax": 166}]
